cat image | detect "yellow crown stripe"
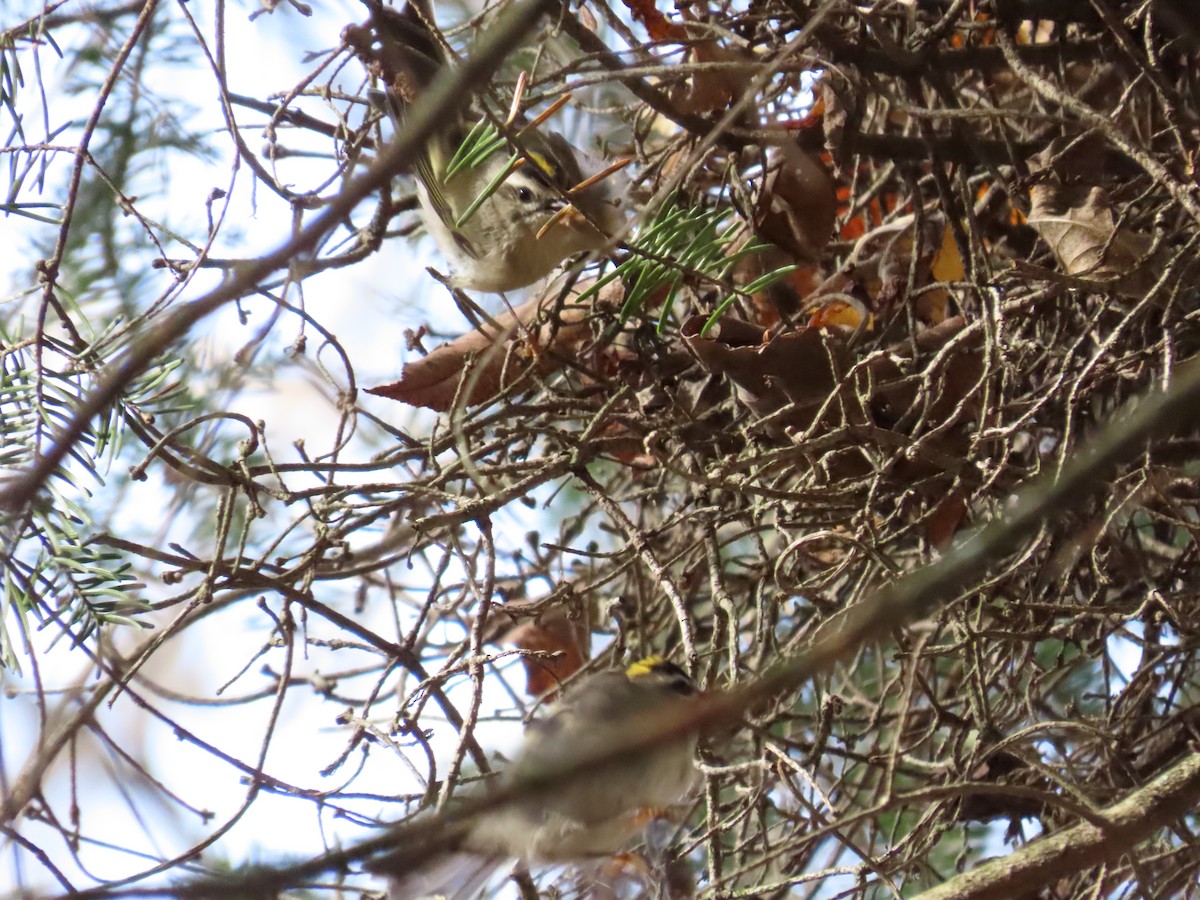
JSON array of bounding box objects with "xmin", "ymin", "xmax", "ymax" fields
[
  {"xmin": 625, "ymin": 655, "xmax": 666, "ymax": 678},
  {"xmin": 526, "ymin": 150, "xmax": 557, "ymax": 178}
]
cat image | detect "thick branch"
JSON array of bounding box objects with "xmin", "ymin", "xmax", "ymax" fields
[
  {"xmin": 914, "ymin": 750, "xmax": 1200, "ymax": 900},
  {"xmin": 1, "ymin": 676, "xmax": 115, "ymax": 825}
]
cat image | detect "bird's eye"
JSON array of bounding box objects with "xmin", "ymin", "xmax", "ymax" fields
[
  {"xmin": 516, "ymin": 186, "xmax": 534, "ymax": 203},
  {"xmin": 664, "ymin": 673, "xmax": 697, "ymax": 696}
]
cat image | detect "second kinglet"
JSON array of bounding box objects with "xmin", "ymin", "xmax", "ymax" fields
[
  {"xmin": 369, "ymin": 657, "xmax": 700, "ymax": 899},
  {"xmin": 361, "ymin": 0, "xmax": 626, "ymax": 293}
]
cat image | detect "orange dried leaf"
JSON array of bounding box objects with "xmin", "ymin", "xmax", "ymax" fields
[
  {"xmin": 620, "ymin": 0, "xmax": 685, "ymax": 41},
  {"xmin": 839, "ymin": 188, "xmax": 900, "ymax": 242},
  {"xmin": 930, "ymin": 224, "xmax": 965, "ymax": 283},
  {"xmin": 807, "ymin": 300, "xmax": 867, "ymax": 331},
  {"xmin": 925, "ymin": 490, "xmax": 967, "ymax": 551},
  {"xmin": 502, "ymin": 607, "xmax": 589, "ymax": 699},
  {"xmin": 790, "ymin": 94, "xmax": 825, "ymax": 130}
]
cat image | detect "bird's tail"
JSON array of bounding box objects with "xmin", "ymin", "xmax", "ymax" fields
[{"xmin": 383, "ymin": 852, "xmax": 503, "ymax": 900}]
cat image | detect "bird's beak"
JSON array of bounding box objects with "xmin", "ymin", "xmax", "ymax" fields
[
  {"xmin": 535, "ymin": 157, "xmax": 631, "ymax": 241},
  {"xmin": 536, "ymin": 202, "xmax": 598, "ymax": 240}
]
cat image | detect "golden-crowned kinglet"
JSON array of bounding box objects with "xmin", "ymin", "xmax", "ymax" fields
[
  {"xmin": 365, "ymin": 0, "xmax": 626, "ymax": 293},
  {"xmin": 370, "ymin": 657, "xmax": 699, "ymax": 899}
]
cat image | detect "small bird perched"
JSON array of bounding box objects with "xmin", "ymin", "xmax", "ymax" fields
[
  {"xmin": 368, "ymin": 657, "xmax": 700, "ymax": 899},
  {"xmin": 352, "ymin": 0, "xmax": 626, "ymax": 292}
]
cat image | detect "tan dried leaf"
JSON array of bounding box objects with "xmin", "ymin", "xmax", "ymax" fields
[
  {"xmin": 1027, "ymin": 182, "xmax": 1153, "ymax": 283},
  {"xmin": 1026, "ymin": 143, "xmax": 1161, "ymax": 298}
]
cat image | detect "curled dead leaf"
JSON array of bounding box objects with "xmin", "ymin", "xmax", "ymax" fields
[
  {"xmin": 620, "ymin": 0, "xmax": 685, "ymax": 42},
  {"xmin": 924, "ymin": 489, "xmax": 968, "ymax": 551},
  {"xmin": 868, "ymin": 316, "xmax": 985, "ymax": 433},
  {"xmin": 1027, "ymin": 182, "xmax": 1154, "ymax": 290},
  {"xmin": 736, "ymin": 143, "xmax": 836, "ymax": 324}
]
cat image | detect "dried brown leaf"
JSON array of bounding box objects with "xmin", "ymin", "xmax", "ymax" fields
[
  {"xmin": 670, "ymin": 40, "xmax": 756, "ymax": 116},
  {"xmin": 682, "ymin": 314, "xmax": 983, "ymax": 480},
  {"xmin": 1027, "ymin": 183, "xmax": 1152, "ymax": 283},
  {"xmin": 752, "ymin": 144, "xmax": 837, "ymax": 264},
  {"xmin": 680, "ymin": 315, "xmax": 861, "ymax": 433},
  {"xmin": 495, "ymin": 603, "xmax": 590, "ymax": 699},
  {"xmin": 367, "ymin": 283, "xmax": 601, "ymax": 411},
  {"xmin": 925, "ymin": 489, "xmax": 967, "ymax": 551}
]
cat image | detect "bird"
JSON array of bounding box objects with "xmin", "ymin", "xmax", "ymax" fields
[
  {"xmin": 355, "ymin": 0, "xmax": 627, "ymax": 293},
  {"xmin": 368, "ymin": 656, "xmax": 700, "ymax": 899}
]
